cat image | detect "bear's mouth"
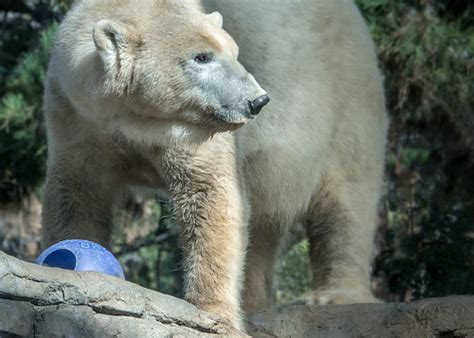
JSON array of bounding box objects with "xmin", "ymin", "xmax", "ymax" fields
[
  {"xmin": 208, "ymin": 105, "xmax": 254, "ymax": 127},
  {"xmin": 197, "ymin": 112, "xmax": 250, "ymax": 133},
  {"xmin": 215, "ymin": 111, "xmax": 252, "ymax": 125},
  {"xmin": 182, "ymin": 107, "xmax": 251, "ymax": 128}
]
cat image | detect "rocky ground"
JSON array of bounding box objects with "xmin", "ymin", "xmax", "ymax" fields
[{"xmin": 1, "ymin": 251, "xmax": 473, "ymax": 337}]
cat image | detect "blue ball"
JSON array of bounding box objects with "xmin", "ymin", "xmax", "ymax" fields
[{"xmin": 36, "ymin": 239, "xmax": 125, "ymax": 279}]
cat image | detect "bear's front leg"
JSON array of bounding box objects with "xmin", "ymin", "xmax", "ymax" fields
[{"xmin": 161, "ymin": 137, "xmax": 249, "ymax": 331}]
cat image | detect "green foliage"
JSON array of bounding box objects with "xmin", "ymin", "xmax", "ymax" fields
[
  {"xmin": 275, "ymin": 241, "xmax": 312, "ymax": 304},
  {"xmin": 379, "ymin": 207, "xmax": 474, "ymax": 299},
  {"xmin": 0, "ymin": 1, "xmax": 70, "ymax": 202},
  {"xmin": 357, "ymin": 0, "xmax": 474, "ymax": 301},
  {"xmin": 376, "ymin": 137, "xmax": 474, "ymax": 301},
  {"xmin": 0, "ymin": 25, "xmax": 57, "ymax": 201},
  {"xmin": 0, "ymin": 1, "xmax": 69, "ymax": 91},
  {"xmin": 357, "ymin": 0, "xmax": 473, "ymax": 122}
]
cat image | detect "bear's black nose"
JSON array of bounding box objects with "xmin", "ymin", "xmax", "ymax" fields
[{"xmin": 249, "ymin": 94, "xmax": 270, "ymax": 115}]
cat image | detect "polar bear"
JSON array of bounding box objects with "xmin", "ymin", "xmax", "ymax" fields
[{"xmin": 42, "ymin": 0, "xmax": 388, "ymax": 331}]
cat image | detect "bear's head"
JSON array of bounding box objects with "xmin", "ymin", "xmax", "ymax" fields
[{"xmin": 56, "ymin": 0, "xmax": 268, "ymax": 145}]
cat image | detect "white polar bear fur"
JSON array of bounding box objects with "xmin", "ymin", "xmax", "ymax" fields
[{"xmin": 42, "ymin": 0, "xmax": 388, "ymax": 332}]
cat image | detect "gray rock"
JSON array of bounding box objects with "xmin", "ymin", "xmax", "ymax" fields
[
  {"xmin": 0, "ymin": 251, "xmax": 239, "ymax": 337},
  {"xmin": 248, "ymin": 295, "xmax": 474, "ymax": 337},
  {"xmin": 1, "ymin": 251, "xmax": 473, "ymax": 337}
]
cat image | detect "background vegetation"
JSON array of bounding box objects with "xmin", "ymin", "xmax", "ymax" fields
[{"xmin": 0, "ymin": 0, "xmax": 472, "ymax": 303}]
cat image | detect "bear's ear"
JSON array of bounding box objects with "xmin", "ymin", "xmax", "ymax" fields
[
  {"xmin": 207, "ymin": 11, "xmax": 223, "ymax": 28},
  {"xmin": 93, "ymin": 19, "xmax": 132, "ymax": 76}
]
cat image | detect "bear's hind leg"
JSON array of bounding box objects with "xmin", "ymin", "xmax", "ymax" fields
[
  {"xmin": 41, "ymin": 156, "xmax": 119, "ymax": 250},
  {"xmin": 301, "ymin": 178, "xmax": 380, "ymax": 305}
]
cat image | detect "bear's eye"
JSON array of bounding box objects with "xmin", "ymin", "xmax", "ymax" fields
[{"xmin": 194, "ymin": 53, "xmax": 212, "ymax": 64}]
